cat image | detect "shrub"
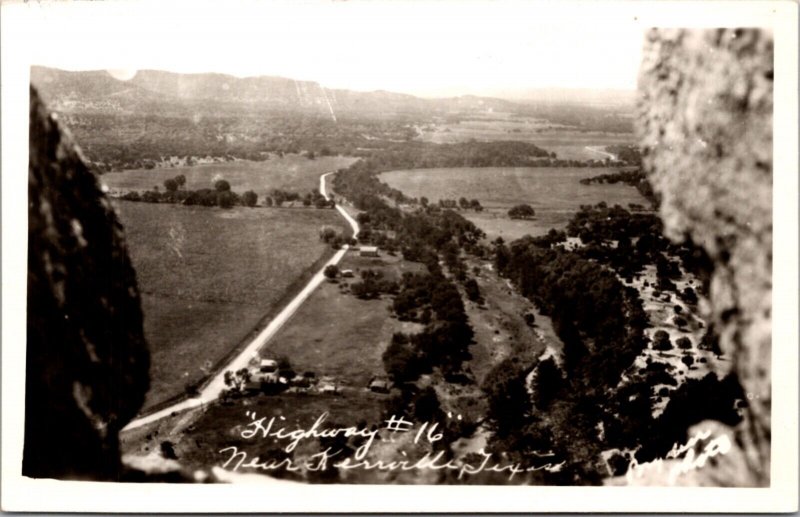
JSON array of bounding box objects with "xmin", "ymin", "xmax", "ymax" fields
[{"xmin": 676, "ymin": 336, "xmax": 692, "ymax": 349}]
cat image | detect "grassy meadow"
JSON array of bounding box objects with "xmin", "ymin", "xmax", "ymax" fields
[
  {"xmin": 114, "ymin": 201, "xmax": 346, "ymax": 411},
  {"xmin": 100, "ymin": 154, "xmax": 357, "ymax": 201},
  {"xmin": 260, "ymin": 251, "xmax": 427, "ymax": 389},
  {"xmin": 379, "ymin": 166, "xmax": 650, "ymax": 240}
]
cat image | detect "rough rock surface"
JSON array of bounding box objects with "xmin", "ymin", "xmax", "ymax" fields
[
  {"xmin": 635, "ymin": 28, "xmax": 772, "ymax": 486},
  {"xmin": 24, "ymin": 86, "xmax": 150, "ymax": 480}
]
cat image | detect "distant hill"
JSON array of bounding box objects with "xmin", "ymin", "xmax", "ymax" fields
[{"xmin": 31, "ymin": 66, "xmax": 624, "ymax": 120}]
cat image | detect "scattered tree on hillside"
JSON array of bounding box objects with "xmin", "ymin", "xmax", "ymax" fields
[
  {"xmin": 653, "ymin": 330, "xmax": 673, "ymax": 351},
  {"xmin": 214, "ymin": 179, "xmax": 231, "ymax": 192},
  {"xmin": 174, "ymin": 174, "xmax": 187, "ymax": 188}
]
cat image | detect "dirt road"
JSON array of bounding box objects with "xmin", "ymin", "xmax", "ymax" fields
[{"xmin": 122, "ymin": 171, "xmax": 359, "ymax": 431}]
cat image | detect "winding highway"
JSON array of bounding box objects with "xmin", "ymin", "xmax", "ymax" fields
[{"xmin": 122, "ymin": 171, "xmax": 359, "ymax": 431}]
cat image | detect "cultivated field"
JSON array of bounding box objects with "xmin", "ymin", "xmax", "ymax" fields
[
  {"xmin": 379, "ymin": 167, "xmax": 650, "ymax": 240},
  {"xmin": 114, "ymin": 201, "xmax": 347, "ymax": 410},
  {"xmin": 259, "ymin": 251, "xmax": 427, "ymax": 389},
  {"xmin": 100, "ymin": 155, "xmax": 357, "ymax": 201}
]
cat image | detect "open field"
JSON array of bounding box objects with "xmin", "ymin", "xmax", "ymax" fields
[
  {"xmin": 258, "ymin": 251, "xmax": 427, "ymax": 389},
  {"xmin": 416, "ymin": 117, "xmax": 634, "ymax": 160},
  {"xmin": 379, "ymin": 167, "xmax": 650, "ymax": 240},
  {"xmin": 100, "ymin": 155, "xmax": 357, "ymax": 201},
  {"xmin": 114, "ymin": 201, "xmax": 346, "ymax": 410}
]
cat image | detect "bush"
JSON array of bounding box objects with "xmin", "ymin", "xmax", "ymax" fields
[
  {"xmin": 673, "ymin": 315, "xmax": 688, "ymax": 328},
  {"xmin": 676, "ymin": 336, "xmax": 692, "ymax": 349}
]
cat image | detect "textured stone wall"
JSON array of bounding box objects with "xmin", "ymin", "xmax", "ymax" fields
[
  {"xmin": 636, "ymin": 28, "xmax": 772, "ymax": 486},
  {"xmin": 24, "ymin": 86, "xmax": 150, "ymax": 480}
]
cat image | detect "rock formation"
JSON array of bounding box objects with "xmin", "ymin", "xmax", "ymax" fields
[
  {"xmin": 24, "ymin": 86, "xmax": 150, "ymax": 480},
  {"xmin": 636, "ymin": 28, "xmax": 772, "ymax": 486}
]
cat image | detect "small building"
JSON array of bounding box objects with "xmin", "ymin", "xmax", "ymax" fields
[
  {"xmin": 341, "ymin": 269, "xmax": 355, "ymax": 278},
  {"xmin": 360, "ymin": 246, "xmax": 379, "ymax": 257},
  {"xmin": 368, "ymin": 378, "xmax": 392, "ymax": 394},
  {"xmin": 252, "ymin": 359, "xmax": 279, "ymax": 383}
]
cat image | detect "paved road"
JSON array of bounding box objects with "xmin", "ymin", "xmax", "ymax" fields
[{"xmin": 122, "ymin": 171, "xmax": 359, "ymax": 431}]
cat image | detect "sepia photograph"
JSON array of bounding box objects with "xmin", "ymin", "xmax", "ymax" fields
[{"xmin": 1, "ymin": 0, "xmax": 797, "ymax": 512}]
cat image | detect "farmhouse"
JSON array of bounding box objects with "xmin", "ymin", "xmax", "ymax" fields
[{"xmin": 359, "ymin": 245, "xmax": 379, "ymax": 257}]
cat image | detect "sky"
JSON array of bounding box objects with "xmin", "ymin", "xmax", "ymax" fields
[
  {"xmin": 4, "ymin": 0, "xmax": 785, "ymax": 100},
  {"xmin": 10, "ymin": 0, "xmax": 648, "ymax": 99}
]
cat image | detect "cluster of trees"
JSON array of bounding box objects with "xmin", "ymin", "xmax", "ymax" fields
[
  {"xmin": 384, "ymin": 270, "xmax": 474, "ymax": 383},
  {"xmin": 267, "ymin": 188, "xmax": 334, "ymax": 208},
  {"xmin": 162, "ymin": 173, "xmax": 186, "ymax": 192},
  {"xmin": 65, "ymin": 109, "xmax": 422, "ymax": 172},
  {"xmin": 349, "ymin": 269, "xmax": 400, "ymax": 299},
  {"xmin": 319, "ymin": 226, "xmax": 356, "ymax": 250},
  {"xmin": 604, "ymin": 145, "xmax": 642, "ymax": 165},
  {"xmin": 579, "ymin": 168, "xmax": 658, "ymax": 207},
  {"xmin": 508, "ymin": 204, "xmax": 536, "ymax": 220},
  {"xmin": 480, "ymin": 198, "xmax": 739, "ymax": 480},
  {"xmin": 426, "ymin": 197, "xmax": 483, "ymax": 212},
  {"xmin": 327, "ymin": 148, "xmax": 489, "ymax": 418},
  {"xmin": 483, "ymin": 237, "xmax": 652, "ymax": 479},
  {"xmin": 119, "ymin": 177, "xmax": 259, "ymax": 209}
]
